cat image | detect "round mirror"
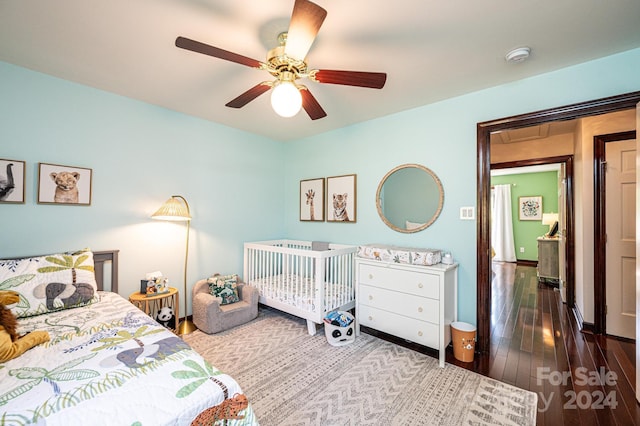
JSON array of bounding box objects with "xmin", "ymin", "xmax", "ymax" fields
[{"xmin": 376, "ymin": 164, "xmax": 444, "ymax": 233}]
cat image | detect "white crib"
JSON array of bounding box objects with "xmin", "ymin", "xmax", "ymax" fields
[{"xmin": 243, "ymin": 240, "xmax": 357, "ymax": 335}]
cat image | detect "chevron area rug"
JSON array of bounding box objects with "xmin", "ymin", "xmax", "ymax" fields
[{"xmin": 183, "ymin": 307, "xmax": 537, "ymax": 426}]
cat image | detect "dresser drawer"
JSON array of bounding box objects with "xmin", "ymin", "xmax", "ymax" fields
[
  {"xmin": 359, "ymin": 263, "xmax": 439, "ymax": 299},
  {"xmin": 358, "ymin": 304, "xmax": 439, "ymax": 349},
  {"xmin": 358, "ymin": 284, "xmax": 439, "ymax": 323}
]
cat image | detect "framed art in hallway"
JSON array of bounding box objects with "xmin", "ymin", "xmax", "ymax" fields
[
  {"xmin": 518, "ymin": 196, "xmax": 542, "ymax": 221},
  {"xmin": 37, "ymin": 163, "xmax": 93, "ymax": 205},
  {"xmin": 300, "ymin": 178, "xmax": 324, "ymax": 221},
  {"xmin": 0, "ymin": 159, "xmax": 26, "ymax": 204},
  {"xmin": 326, "ymin": 174, "xmax": 356, "ymax": 222}
]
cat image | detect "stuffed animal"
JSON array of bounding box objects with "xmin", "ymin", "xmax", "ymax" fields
[
  {"xmin": 0, "ymin": 290, "xmax": 50, "ymax": 363},
  {"xmin": 156, "ymin": 306, "xmax": 175, "ymax": 329}
]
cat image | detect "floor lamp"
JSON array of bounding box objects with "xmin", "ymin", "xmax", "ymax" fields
[{"xmin": 151, "ymin": 195, "xmax": 197, "ymax": 335}]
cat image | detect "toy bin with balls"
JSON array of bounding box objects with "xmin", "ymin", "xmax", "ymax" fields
[{"xmin": 324, "ymin": 311, "xmax": 355, "ymax": 347}]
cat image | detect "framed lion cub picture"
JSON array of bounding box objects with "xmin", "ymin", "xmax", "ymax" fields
[{"xmin": 37, "ymin": 163, "xmax": 92, "ymax": 205}]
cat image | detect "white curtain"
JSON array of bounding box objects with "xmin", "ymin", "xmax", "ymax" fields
[{"xmin": 491, "ymin": 184, "xmax": 517, "ymax": 262}]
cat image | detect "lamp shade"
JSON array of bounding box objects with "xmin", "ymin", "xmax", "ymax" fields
[
  {"xmin": 541, "ymin": 213, "xmax": 558, "ymax": 226},
  {"xmin": 151, "ymin": 196, "xmax": 191, "ymax": 221}
]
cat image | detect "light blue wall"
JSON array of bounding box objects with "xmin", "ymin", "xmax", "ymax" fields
[
  {"xmin": 2, "ymin": 47, "xmax": 640, "ymax": 324},
  {"xmin": 0, "ymin": 61, "xmax": 285, "ymax": 316},
  {"xmin": 285, "ymin": 47, "xmax": 640, "ymax": 325}
]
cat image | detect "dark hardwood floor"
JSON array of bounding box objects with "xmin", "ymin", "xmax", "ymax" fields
[
  {"xmin": 454, "ymin": 263, "xmax": 639, "ymax": 425},
  {"xmin": 363, "ymin": 262, "xmax": 639, "ymax": 424}
]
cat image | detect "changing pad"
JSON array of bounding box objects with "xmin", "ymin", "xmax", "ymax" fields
[{"xmin": 357, "ymin": 244, "xmax": 442, "ymax": 265}]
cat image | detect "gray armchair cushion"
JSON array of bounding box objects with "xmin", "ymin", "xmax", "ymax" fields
[{"xmin": 192, "ymin": 277, "xmax": 259, "ymax": 334}]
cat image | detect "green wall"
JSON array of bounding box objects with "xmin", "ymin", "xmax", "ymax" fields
[{"xmin": 491, "ymin": 172, "xmax": 559, "ymax": 261}]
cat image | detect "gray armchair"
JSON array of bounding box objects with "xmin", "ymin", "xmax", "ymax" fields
[{"xmin": 192, "ymin": 277, "xmax": 259, "ymax": 334}]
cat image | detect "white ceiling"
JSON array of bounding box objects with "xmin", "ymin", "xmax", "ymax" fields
[{"xmin": 1, "ymin": 0, "xmax": 639, "ymax": 142}]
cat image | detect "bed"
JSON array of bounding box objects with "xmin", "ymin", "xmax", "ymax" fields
[
  {"xmin": 243, "ymin": 240, "xmax": 357, "ymax": 335},
  {"xmin": 0, "ymin": 249, "xmax": 258, "ymax": 426}
]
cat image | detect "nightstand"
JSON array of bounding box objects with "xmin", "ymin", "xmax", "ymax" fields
[
  {"xmin": 129, "ymin": 287, "xmax": 179, "ymax": 332},
  {"xmin": 537, "ymin": 237, "xmax": 559, "ymax": 286}
]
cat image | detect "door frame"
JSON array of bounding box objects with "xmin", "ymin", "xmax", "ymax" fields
[
  {"xmin": 594, "ymin": 130, "xmax": 637, "ymax": 335},
  {"xmin": 491, "ymin": 154, "xmax": 572, "ymax": 281},
  {"xmin": 476, "ymin": 90, "xmax": 640, "ymax": 353}
]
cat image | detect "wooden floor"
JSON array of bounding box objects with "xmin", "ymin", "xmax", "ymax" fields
[
  {"xmin": 449, "ymin": 263, "xmax": 640, "ymax": 425},
  {"xmin": 363, "ymin": 262, "xmax": 639, "ymax": 424}
]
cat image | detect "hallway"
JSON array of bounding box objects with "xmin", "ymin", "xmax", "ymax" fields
[{"xmin": 447, "ymin": 263, "xmax": 639, "ymax": 425}]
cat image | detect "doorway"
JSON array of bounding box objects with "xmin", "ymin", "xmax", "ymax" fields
[
  {"xmin": 594, "ymin": 130, "xmax": 638, "ymax": 338},
  {"xmin": 491, "ymin": 158, "xmax": 570, "ymax": 293},
  {"xmin": 476, "ymin": 91, "xmax": 640, "ymax": 354}
]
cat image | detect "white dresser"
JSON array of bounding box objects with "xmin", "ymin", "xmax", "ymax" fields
[{"xmin": 355, "ymin": 258, "xmax": 458, "ymax": 367}]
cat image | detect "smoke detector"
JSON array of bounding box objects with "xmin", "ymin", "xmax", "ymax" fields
[{"xmin": 505, "ymin": 47, "xmax": 531, "ymax": 63}]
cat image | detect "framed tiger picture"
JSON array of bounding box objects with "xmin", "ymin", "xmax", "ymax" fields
[{"xmin": 326, "ymin": 174, "xmax": 356, "ymax": 223}]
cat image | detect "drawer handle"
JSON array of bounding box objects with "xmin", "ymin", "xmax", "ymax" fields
[
  {"xmin": 418, "ymin": 331, "xmax": 423, "ymax": 337},
  {"xmin": 418, "ymin": 307, "xmax": 423, "ymax": 313},
  {"xmin": 368, "ymin": 274, "xmax": 374, "ymax": 279},
  {"xmin": 418, "ymin": 283, "xmax": 423, "ymax": 289},
  {"xmin": 368, "ymin": 316, "xmax": 373, "ymax": 321},
  {"xmin": 368, "ymin": 295, "xmax": 373, "ymax": 300}
]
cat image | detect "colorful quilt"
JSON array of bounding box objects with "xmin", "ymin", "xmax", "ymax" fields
[{"xmin": 0, "ymin": 292, "xmax": 258, "ymax": 426}]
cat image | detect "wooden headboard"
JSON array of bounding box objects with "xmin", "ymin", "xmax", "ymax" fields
[{"xmin": 94, "ymin": 250, "xmax": 119, "ymax": 293}]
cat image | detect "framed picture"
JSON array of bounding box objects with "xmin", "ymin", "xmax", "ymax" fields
[
  {"xmin": 300, "ymin": 178, "xmax": 325, "ymax": 221},
  {"xmin": 326, "ymin": 174, "xmax": 357, "ymax": 222},
  {"xmin": 519, "ymin": 196, "xmax": 542, "ymax": 221},
  {"xmin": 0, "ymin": 159, "xmax": 26, "ymax": 204},
  {"xmin": 38, "ymin": 163, "xmax": 92, "ymax": 205}
]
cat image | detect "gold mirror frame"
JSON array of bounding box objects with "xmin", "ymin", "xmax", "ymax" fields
[{"xmin": 376, "ymin": 163, "xmax": 444, "ymax": 233}]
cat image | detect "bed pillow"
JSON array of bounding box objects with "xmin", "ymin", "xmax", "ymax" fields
[
  {"xmin": 207, "ymin": 274, "xmax": 240, "ymax": 305},
  {"xmin": 0, "ymin": 249, "xmax": 99, "ymax": 318}
]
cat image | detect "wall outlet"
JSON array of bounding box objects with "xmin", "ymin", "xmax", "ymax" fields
[{"xmin": 519, "ymin": 247, "xmax": 525, "ymax": 253}]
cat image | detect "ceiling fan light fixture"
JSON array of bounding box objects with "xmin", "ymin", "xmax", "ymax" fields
[{"xmin": 271, "ymin": 79, "xmax": 302, "ymax": 118}]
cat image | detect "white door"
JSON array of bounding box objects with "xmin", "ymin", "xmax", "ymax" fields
[
  {"xmin": 558, "ymin": 164, "xmax": 567, "ymax": 302},
  {"xmin": 606, "ymin": 137, "xmax": 636, "ymax": 339}
]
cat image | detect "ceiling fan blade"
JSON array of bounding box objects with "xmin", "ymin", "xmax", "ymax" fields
[
  {"xmin": 176, "ymin": 36, "xmax": 263, "ymax": 68},
  {"xmin": 225, "ymin": 83, "xmax": 272, "ymax": 108},
  {"xmin": 311, "ymin": 70, "xmax": 387, "ymax": 89},
  {"xmin": 300, "ymin": 88, "xmax": 327, "ymax": 120},
  {"xmin": 284, "ymin": 0, "xmax": 327, "ymax": 60}
]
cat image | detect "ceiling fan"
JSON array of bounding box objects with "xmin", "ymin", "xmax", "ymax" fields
[{"xmin": 175, "ymin": 0, "xmax": 387, "ymax": 120}]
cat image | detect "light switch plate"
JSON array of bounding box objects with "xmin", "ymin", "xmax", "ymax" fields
[{"xmin": 460, "ymin": 206, "xmax": 475, "ymax": 220}]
